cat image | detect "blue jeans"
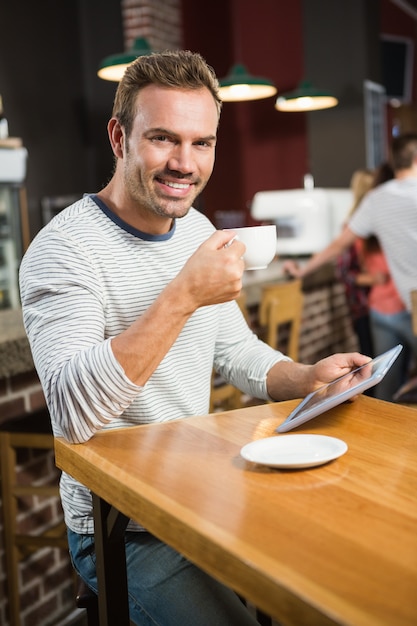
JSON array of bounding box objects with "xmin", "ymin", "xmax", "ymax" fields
[
  {"xmin": 370, "ymin": 309, "xmax": 417, "ymax": 402},
  {"xmin": 67, "ymin": 529, "xmax": 261, "ymax": 626}
]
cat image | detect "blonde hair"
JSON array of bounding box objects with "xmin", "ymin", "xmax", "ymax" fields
[{"xmin": 347, "ymin": 169, "xmax": 375, "ymax": 218}]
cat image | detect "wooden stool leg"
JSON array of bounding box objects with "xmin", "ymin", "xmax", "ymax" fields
[
  {"xmin": 1, "ymin": 432, "xmax": 21, "ymax": 626},
  {"xmin": 76, "ymin": 576, "xmax": 99, "ymax": 626}
]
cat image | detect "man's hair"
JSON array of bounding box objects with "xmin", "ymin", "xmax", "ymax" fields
[
  {"xmin": 391, "ymin": 132, "xmax": 417, "ymax": 171},
  {"xmin": 112, "ymin": 49, "xmax": 222, "ymax": 137}
]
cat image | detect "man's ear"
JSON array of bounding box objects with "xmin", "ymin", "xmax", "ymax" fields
[{"xmin": 107, "ymin": 118, "xmax": 125, "ymax": 158}]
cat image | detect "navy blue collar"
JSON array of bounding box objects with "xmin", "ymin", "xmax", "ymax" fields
[{"xmin": 90, "ymin": 194, "xmax": 175, "ymax": 242}]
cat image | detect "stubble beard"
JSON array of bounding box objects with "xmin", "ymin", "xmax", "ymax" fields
[{"xmin": 126, "ymin": 167, "xmax": 206, "ymax": 220}]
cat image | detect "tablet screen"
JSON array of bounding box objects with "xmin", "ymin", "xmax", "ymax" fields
[{"xmin": 277, "ymin": 344, "xmax": 403, "ymax": 433}]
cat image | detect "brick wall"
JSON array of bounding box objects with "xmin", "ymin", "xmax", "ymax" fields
[
  {"xmin": 299, "ymin": 282, "xmax": 358, "ymax": 363},
  {"xmin": 0, "ymin": 371, "xmax": 46, "ymax": 428},
  {"xmin": 122, "ymin": 0, "xmax": 182, "ymax": 52},
  {"xmin": 0, "ymin": 377, "xmax": 75, "ymax": 626}
]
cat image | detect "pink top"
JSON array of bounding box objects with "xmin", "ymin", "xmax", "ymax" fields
[{"xmin": 360, "ymin": 243, "xmax": 405, "ymax": 314}]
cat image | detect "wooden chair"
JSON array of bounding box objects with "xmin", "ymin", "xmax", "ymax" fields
[
  {"xmin": 236, "ymin": 289, "xmax": 251, "ymax": 326},
  {"xmin": 210, "ymin": 373, "xmax": 243, "ymax": 412},
  {"xmin": 411, "ymin": 289, "xmax": 417, "ymax": 336},
  {"xmin": 209, "ymin": 291, "xmax": 250, "ymax": 412},
  {"xmin": 0, "ymin": 430, "xmax": 68, "ymax": 626},
  {"xmin": 258, "ymin": 279, "xmax": 304, "ymax": 360}
]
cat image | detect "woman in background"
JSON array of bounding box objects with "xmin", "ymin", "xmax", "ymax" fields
[{"xmin": 335, "ymin": 169, "xmax": 375, "ymax": 357}]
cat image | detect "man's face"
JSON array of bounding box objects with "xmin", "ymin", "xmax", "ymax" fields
[{"xmin": 122, "ymin": 85, "xmax": 218, "ymax": 224}]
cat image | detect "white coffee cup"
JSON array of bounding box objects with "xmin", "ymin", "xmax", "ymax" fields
[{"xmin": 227, "ymin": 225, "xmax": 277, "ymax": 270}]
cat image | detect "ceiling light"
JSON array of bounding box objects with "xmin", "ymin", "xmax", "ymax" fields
[
  {"xmin": 218, "ymin": 64, "xmax": 277, "ymax": 102},
  {"xmin": 97, "ymin": 37, "xmax": 152, "ymax": 82},
  {"xmin": 275, "ymin": 80, "xmax": 338, "ymax": 112}
]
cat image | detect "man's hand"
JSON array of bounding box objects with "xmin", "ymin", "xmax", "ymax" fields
[
  {"xmin": 309, "ymin": 352, "xmax": 372, "ymax": 391},
  {"xmin": 267, "ymin": 352, "xmax": 372, "ymax": 402},
  {"xmin": 175, "ymin": 230, "xmax": 247, "ymax": 310},
  {"xmin": 282, "ymin": 259, "xmax": 303, "ymax": 278}
]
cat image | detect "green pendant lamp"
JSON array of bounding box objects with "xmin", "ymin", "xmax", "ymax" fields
[
  {"xmin": 218, "ymin": 64, "xmax": 277, "ymax": 102},
  {"xmin": 97, "ymin": 37, "xmax": 153, "ymax": 82},
  {"xmin": 275, "ymin": 80, "xmax": 338, "ymax": 112}
]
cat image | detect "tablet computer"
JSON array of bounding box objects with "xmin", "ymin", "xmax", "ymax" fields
[{"xmin": 277, "ymin": 344, "xmax": 403, "ymax": 433}]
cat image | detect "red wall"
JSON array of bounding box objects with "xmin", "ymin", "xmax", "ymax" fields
[{"xmin": 182, "ymin": 0, "xmax": 416, "ymax": 224}]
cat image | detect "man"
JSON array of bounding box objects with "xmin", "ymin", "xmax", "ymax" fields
[
  {"xmin": 284, "ymin": 133, "xmax": 417, "ymax": 400},
  {"xmin": 19, "ymin": 50, "xmax": 368, "ymax": 625}
]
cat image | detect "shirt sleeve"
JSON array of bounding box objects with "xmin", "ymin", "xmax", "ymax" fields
[
  {"xmin": 19, "ymin": 227, "xmax": 142, "ymax": 443},
  {"xmin": 212, "ymin": 300, "xmax": 291, "ymax": 401}
]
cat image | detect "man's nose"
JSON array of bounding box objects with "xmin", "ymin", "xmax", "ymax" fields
[{"xmin": 167, "ymin": 144, "xmax": 195, "ymax": 173}]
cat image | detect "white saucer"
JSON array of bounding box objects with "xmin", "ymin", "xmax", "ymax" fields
[{"xmin": 240, "ymin": 434, "xmax": 348, "ymax": 469}]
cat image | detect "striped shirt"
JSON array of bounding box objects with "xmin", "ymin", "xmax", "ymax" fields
[
  {"xmin": 19, "ymin": 195, "xmax": 287, "ymax": 533},
  {"xmin": 349, "ymin": 178, "xmax": 417, "ymax": 311}
]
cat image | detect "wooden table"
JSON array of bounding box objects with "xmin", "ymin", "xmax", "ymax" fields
[{"xmin": 55, "ymin": 396, "xmax": 417, "ymax": 626}]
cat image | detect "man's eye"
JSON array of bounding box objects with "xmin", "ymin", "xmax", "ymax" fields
[
  {"xmin": 152, "ymin": 135, "xmax": 169, "ymax": 142},
  {"xmin": 195, "ymin": 140, "xmax": 214, "ymax": 148}
]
